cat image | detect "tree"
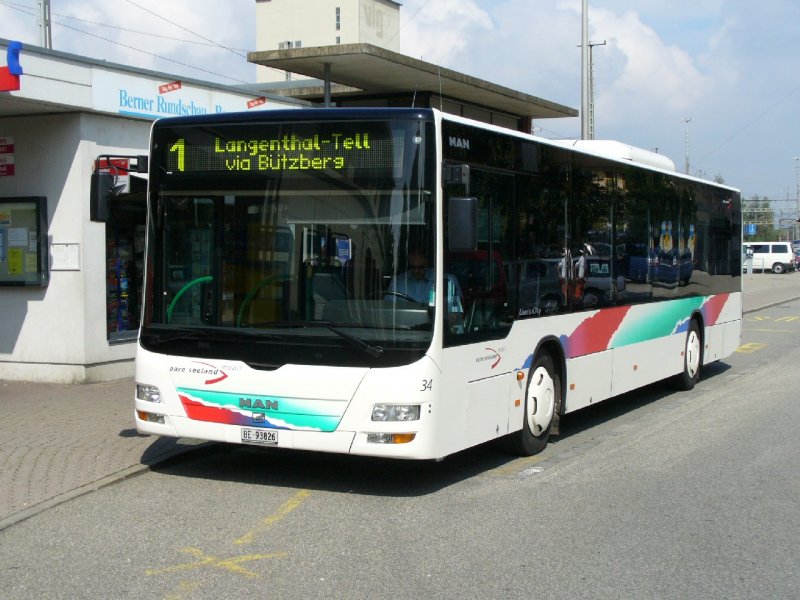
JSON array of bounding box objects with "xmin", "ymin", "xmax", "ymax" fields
[{"xmin": 742, "ymin": 195, "xmax": 777, "ymax": 241}]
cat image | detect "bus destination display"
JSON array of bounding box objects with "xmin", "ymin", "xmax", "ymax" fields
[{"xmin": 166, "ymin": 128, "xmax": 403, "ymax": 174}]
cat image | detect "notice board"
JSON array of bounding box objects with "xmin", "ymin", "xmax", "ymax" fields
[{"xmin": 0, "ymin": 197, "xmax": 49, "ymax": 286}]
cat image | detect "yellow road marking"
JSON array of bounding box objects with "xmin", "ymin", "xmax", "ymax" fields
[
  {"xmin": 164, "ymin": 580, "xmax": 200, "ymax": 600},
  {"xmin": 149, "ymin": 489, "xmax": 311, "ymax": 596},
  {"xmin": 234, "ymin": 489, "xmax": 312, "ymax": 545},
  {"xmin": 747, "ymin": 315, "xmax": 800, "ymax": 323},
  {"xmin": 146, "ymin": 547, "xmax": 287, "ymax": 579},
  {"xmin": 736, "ymin": 342, "xmax": 768, "ymax": 353}
]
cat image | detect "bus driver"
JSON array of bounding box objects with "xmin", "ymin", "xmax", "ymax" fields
[{"xmin": 386, "ymin": 249, "xmax": 464, "ymax": 330}]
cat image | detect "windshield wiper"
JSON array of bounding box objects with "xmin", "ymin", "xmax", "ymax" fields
[
  {"xmin": 326, "ymin": 325, "xmax": 384, "ymax": 358},
  {"xmin": 142, "ymin": 326, "xmax": 201, "ymax": 345},
  {"xmin": 143, "ymin": 326, "xmax": 280, "ymax": 345}
]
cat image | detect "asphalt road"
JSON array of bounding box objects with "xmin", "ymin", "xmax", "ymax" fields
[{"xmin": 1, "ymin": 300, "xmax": 799, "ymax": 599}]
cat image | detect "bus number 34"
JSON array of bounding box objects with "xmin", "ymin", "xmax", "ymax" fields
[{"xmin": 421, "ymin": 379, "xmax": 433, "ymax": 392}]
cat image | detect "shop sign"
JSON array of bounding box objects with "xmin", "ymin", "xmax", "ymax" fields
[
  {"xmin": 0, "ymin": 41, "xmax": 23, "ymax": 92},
  {"xmin": 159, "ymin": 80, "xmax": 182, "ymax": 94},
  {"xmin": 92, "ymin": 69, "xmax": 293, "ymax": 120},
  {"xmin": 0, "ymin": 136, "xmax": 14, "ymax": 177}
]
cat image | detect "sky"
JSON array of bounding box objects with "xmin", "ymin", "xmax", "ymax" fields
[{"xmin": 2, "ymin": 0, "xmax": 800, "ymax": 208}]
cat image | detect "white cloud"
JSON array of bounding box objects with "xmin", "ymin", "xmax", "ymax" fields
[
  {"xmin": 591, "ymin": 8, "xmax": 707, "ymax": 120},
  {"xmin": 400, "ymin": 0, "xmax": 494, "ymax": 65},
  {"xmin": 0, "ymin": 0, "xmax": 255, "ymax": 84}
]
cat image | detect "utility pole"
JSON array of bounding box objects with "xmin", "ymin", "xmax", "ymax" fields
[
  {"xmin": 683, "ymin": 117, "xmax": 691, "ymax": 175},
  {"xmin": 580, "ymin": 0, "xmax": 590, "ymax": 140},
  {"xmin": 577, "ymin": 39, "xmax": 606, "ymax": 140},
  {"xmin": 38, "ymin": 0, "xmax": 52, "ymax": 49},
  {"xmin": 794, "ymin": 157, "xmax": 800, "ymax": 212},
  {"xmin": 794, "ymin": 156, "xmax": 800, "ymax": 239},
  {"xmin": 587, "ymin": 40, "xmax": 606, "ymax": 140}
]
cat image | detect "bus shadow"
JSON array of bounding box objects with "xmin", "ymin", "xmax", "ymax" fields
[
  {"xmin": 148, "ymin": 441, "xmax": 514, "ymax": 497},
  {"xmin": 147, "ymin": 360, "xmax": 733, "ymax": 497},
  {"xmin": 554, "ymin": 360, "xmax": 731, "ymax": 440}
]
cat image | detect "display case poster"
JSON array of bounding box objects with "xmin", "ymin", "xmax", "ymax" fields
[{"xmin": 0, "ymin": 197, "xmax": 48, "ymax": 286}]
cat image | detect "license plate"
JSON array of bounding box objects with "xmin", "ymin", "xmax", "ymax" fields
[{"xmin": 241, "ymin": 428, "xmax": 278, "ymax": 445}]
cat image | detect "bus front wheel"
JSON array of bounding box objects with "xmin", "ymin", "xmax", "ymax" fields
[{"xmin": 506, "ymin": 353, "xmax": 560, "ymax": 456}]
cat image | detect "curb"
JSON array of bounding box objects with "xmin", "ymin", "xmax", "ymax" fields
[{"xmin": 0, "ymin": 439, "xmax": 215, "ymax": 532}]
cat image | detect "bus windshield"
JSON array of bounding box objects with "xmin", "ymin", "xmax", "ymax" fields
[{"xmin": 141, "ymin": 116, "xmax": 437, "ymax": 368}]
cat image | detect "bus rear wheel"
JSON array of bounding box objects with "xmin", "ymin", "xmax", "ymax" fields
[
  {"xmin": 672, "ymin": 320, "xmax": 702, "ymax": 390},
  {"xmin": 506, "ymin": 353, "xmax": 560, "ymax": 456}
]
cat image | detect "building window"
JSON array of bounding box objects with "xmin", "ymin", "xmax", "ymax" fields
[
  {"xmin": 336, "ymin": 7, "xmax": 341, "ymax": 31},
  {"xmin": 105, "ymin": 179, "xmax": 146, "ymax": 341}
]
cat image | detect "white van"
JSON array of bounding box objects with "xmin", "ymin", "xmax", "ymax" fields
[{"xmin": 742, "ymin": 242, "xmax": 796, "ymax": 274}]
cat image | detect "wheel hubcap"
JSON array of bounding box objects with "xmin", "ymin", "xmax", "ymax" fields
[
  {"xmin": 686, "ymin": 330, "xmax": 701, "ymax": 378},
  {"xmin": 527, "ymin": 366, "xmax": 555, "ymax": 435}
]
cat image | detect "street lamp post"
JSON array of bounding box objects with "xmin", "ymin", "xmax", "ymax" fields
[
  {"xmin": 683, "ymin": 118, "xmax": 691, "ymax": 175},
  {"xmin": 580, "ymin": 0, "xmax": 590, "ymax": 140},
  {"xmin": 792, "ymin": 157, "xmax": 800, "ymax": 241}
]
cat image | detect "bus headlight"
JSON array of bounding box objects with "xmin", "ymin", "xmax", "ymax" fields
[
  {"xmin": 136, "ymin": 383, "xmax": 162, "ymax": 403},
  {"xmin": 371, "ymin": 404, "xmax": 421, "ymax": 422}
]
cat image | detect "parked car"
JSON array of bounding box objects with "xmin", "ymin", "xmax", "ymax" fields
[
  {"xmin": 512, "ymin": 259, "xmax": 564, "ymax": 316},
  {"xmin": 582, "ymin": 255, "xmax": 626, "ymax": 306},
  {"xmin": 619, "ymin": 243, "xmax": 654, "ymax": 283},
  {"xmin": 654, "ymin": 248, "xmax": 693, "ymax": 286},
  {"xmin": 742, "ymin": 242, "xmax": 796, "ymax": 274}
]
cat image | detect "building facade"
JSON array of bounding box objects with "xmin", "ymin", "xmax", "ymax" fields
[{"xmin": 255, "ymin": 0, "xmax": 400, "ymax": 82}]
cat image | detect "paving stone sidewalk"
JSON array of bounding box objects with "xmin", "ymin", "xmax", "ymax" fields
[{"xmin": 0, "ymin": 378, "xmax": 206, "ymax": 530}]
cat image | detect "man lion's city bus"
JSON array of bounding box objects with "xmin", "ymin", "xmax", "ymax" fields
[{"xmin": 134, "ymin": 108, "xmax": 742, "ymax": 459}]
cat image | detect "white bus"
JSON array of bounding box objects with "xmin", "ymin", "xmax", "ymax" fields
[{"xmin": 134, "ymin": 108, "xmax": 742, "ymax": 459}]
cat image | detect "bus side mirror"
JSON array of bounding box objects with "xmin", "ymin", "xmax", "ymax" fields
[
  {"xmin": 90, "ymin": 172, "xmax": 126, "ymax": 222},
  {"xmin": 90, "ymin": 172, "xmax": 113, "ymax": 222},
  {"xmin": 448, "ymin": 196, "xmax": 477, "ymax": 252}
]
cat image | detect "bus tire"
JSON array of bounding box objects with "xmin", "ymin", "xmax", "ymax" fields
[
  {"xmin": 506, "ymin": 353, "xmax": 560, "ymax": 456},
  {"xmin": 672, "ymin": 320, "xmax": 702, "ymax": 390}
]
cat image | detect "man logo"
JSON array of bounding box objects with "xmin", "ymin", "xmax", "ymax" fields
[
  {"xmin": 239, "ymin": 397, "xmax": 279, "ymax": 411},
  {"xmin": 449, "ymin": 136, "xmax": 470, "ymax": 150}
]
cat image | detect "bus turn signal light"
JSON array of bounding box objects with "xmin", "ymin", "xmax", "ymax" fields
[
  {"xmin": 137, "ymin": 410, "xmax": 165, "ymax": 424},
  {"xmin": 367, "ymin": 433, "xmax": 416, "ymax": 444}
]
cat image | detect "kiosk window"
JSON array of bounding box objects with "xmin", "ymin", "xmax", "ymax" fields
[{"xmin": 104, "ymin": 179, "xmax": 146, "ymax": 341}]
